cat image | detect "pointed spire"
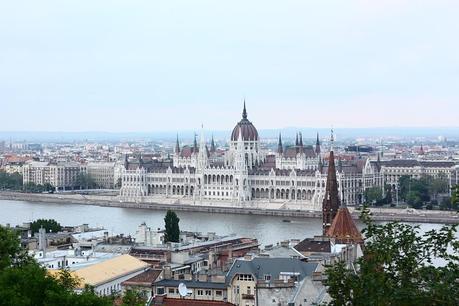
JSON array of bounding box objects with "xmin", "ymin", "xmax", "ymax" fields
[
  {"xmin": 193, "ymin": 133, "xmax": 198, "ymax": 153},
  {"xmin": 295, "ymin": 133, "xmax": 299, "ymax": 146},
  {"xmin": 330, "ymin": 128, "xmax": 335, "ymax": 152},
  {"xmin": 299, "ymin": 132, "xmax": 303, "ymax": 147},
  {"xmin": 175, "ymin": 134, "xmax": 180, "ymax": 154},
  {"xmin": 315, "ymin": 132, "xmax": 321, "ymax": 155},
  {"xmin": 242, "ymin": 99, "xmax": 248, "ymax": 120},
  {"xmin": 322, "ymin": 147, "xmax": 340, "ymax": 235},
  {"xmin": 278, "ymin": 133, "xmax": 283, "ymax": 154},
  {"xmin": 420, "ymin": 144, "xmax": 425, "ymax": 155},
  {"xmin": 210, "ymin": 135, "xmax": 216, "ymax": 153}
]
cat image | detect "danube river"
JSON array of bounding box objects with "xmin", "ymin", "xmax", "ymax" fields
[{"xmin": 0, "ymin": 199, "xmax": 449, "ymax": 246}]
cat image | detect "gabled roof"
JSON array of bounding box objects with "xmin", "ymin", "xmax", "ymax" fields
[
  {"xmin": 326, "ymin": 207, "xmax": 363, "ymax": 244},
  {"xmin": 226, "ymin": 257, "xmax": 318, "ymax": 285}
]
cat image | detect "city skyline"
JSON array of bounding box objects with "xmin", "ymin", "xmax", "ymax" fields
[{"xmin": 1, "ymin": 1, "xmax": 459, "ymax": 132}]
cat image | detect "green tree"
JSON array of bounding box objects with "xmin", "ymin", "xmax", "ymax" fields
[
  {"xmin": 121, "ymin": 289, "xmax": 146, "ymax": 306},
  {"xmin": 0, "ymin": 225, "xmax": 112, "ymax": 306},
  {"xmin": 364, "ymin": 187, "xmax": 383, "ymax": 206},
  {"xmin": 164, "ymin": 210, "xmax": 180, "ymax": 243},
  {"xmin": 452, "ymin": 185, "xmax": 459, "ymax": 210},
  {"xmin": 324, "ymin": 208, "xmax": 459, "ymax": 306},
  {"xmin": 0, "ymin": 171, "xmax": 23, "ymax": 190},
  {"xmin": 30, "ymin": 219, "xmax": 62, "ymax": 235},
  {"xmin": 76, "ymin": 173, "xmax": 97, "ymax": 190}
]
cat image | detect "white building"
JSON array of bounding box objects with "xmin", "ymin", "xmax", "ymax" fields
[
  {"xmin": 22, "ymin": 161, "xmax": 83, "ymax": 191},
  {"xmin": 86, "ymin": 162, "xmax": 115, "ymax": 189},
  {"xmin": 120, "ymin": 103, "xmax": 384, "ymax": 208}
]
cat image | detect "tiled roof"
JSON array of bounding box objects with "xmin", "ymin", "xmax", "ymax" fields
[
  {"xmin": 74, "ymin": 254, "xmax": 150, "ymax": 287},
  {"xmin": 152, "ymin": 297, "xmax": 235, "ymax": 306},
  {"xmin": 122, "ymin": 268, "xmax": 161, "ymax": 287},
  {"xmin": 226, "ymin": 257, "xmax": 318, "ymax": 285},
  {"xmin": 154, "ymin": 279, "xmax": 226, "ymax": 289},
  {"xmin": 326, "ymin": 207, "xmax": 363, "ymax": 244},
  {"xmin": 294, "ymin": 238, "xmax": 331, "ymax": 253}
]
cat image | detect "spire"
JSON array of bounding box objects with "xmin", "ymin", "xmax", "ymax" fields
[
  {"xmin": 242, "ymin": 99, "xmax": 248, "ymax": 120},
  {"xmin": 210, "ymin": 135, "xmax": 216, "ymax": 153},
  {"xmin": 193, "ymin": 133, "xmax": 198, "ymax": 153},
  {"xmin": 322, "ymin": 148, "xmax": 340, "ymax": 235},
  {"xmin": 330, "ymin": 128, "xmax": 335, "ymax": 152},
  {"xmin": 327, "ymin": 205, "xmax": 363, "ymax": 244},
  {"xmin": 299, "ymin": 132, "xmax": 303, "ymax": 147},
  {"xmin": 175, "ymin": 134, "xmax": 180, "ymax": 154},
  {"xmin": 278, "ymin": 133, "xmax": 283, "ymax": 154},
  {"xmin": 295, "ymin": 133, "xmax": 299, "ymax": 146},
  {"xmin": 420, "ymin": 144, "xmax": 425, "ymax": 155},
  {"xmin": 315, "ymin": 132, "xmax": 321, "ymax": 155}
]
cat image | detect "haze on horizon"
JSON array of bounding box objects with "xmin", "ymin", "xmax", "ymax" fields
[{"xmin": 1, "ymin": 1, "xmax": 458, "ymax": 133}]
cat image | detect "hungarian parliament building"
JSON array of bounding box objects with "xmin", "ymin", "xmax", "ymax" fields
[{"xmin": 119, "ymin": 103, "xmax": 457, "ymax": 209}]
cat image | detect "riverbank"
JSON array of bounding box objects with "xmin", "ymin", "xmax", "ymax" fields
[{"xmin": 0, "ymin": 191, "xmax": 458, "ymax": 224}]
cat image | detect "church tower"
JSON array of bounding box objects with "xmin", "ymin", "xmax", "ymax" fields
[
  {"xmin": 234, "ymin": 127, "xmax": 249, "ymax": 203},
  {"xmin": 322, "ymin": 130, "xmax": 340, "ymax": 235}
]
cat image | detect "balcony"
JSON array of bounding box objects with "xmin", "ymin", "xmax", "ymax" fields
[{"xmin": 242, "ymin": 294, "xmax": 255, "ymax": 300}]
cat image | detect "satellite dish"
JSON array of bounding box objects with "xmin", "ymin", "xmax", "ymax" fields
[{"xmin": 178, "ymin": 283, "xmax": 188, "ymax": 297}]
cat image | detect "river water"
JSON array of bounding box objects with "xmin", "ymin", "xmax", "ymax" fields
[{"xmin": 0, "ymin": 200, "xmax": 449, "ymax": 246}]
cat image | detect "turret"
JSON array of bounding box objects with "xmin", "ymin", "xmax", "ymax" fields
[
  {"xmin": 322, "ymin": 129, "xmax": 340, "ymax": 235},
  {"xmin": 210, "ymin": 135, "xmax": 216, "ymax": 153},
  {"xmin": 277, "ymin": 133, "xmax": 283, "ymax": 154},
  {"xmin": 175, "ymin": 134, "xmax": 180, "ymax": 154},
  {"xmin": 315, "ymin": 132, "xmax": 321, "ymax": 155}
]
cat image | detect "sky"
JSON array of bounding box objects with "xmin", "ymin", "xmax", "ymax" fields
[{"xmin": 1, "ymin": 0, "xmax": 458, "ymax": 132}]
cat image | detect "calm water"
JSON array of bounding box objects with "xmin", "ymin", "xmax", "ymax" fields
[{"xmin": 0, "ymin": 200, "xmax": 449, "ymax": 246}]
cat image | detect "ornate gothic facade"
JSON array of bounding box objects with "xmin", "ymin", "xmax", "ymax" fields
[{"xmin": 119, "ymin": 103, "xmax": 384, "ymax": 209}]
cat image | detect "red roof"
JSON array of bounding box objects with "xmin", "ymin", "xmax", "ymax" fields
[
  {"xmin": 326, "ymin": 207, "xmax": 363, "ymax": 244},
  {"xmin": 152, "ymin": 297, "xmax": 235, "ymax": 306}
]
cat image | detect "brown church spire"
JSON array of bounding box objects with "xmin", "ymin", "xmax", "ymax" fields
[{"xmin": 322, "ymin": 130, "xmax": 340, "ymax": 235}]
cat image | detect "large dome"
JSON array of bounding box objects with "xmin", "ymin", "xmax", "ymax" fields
[{"xmin": 231, "ymin": 102, "xmax": 259, "ymax": 141}]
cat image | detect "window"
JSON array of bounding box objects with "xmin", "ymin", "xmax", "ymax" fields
[
  {"xmin": 168, "ymin": 288, "xmax": 175, "ymax": 294},
  {"xmin": 197, "ymin": 289, "xmax": 204, "ymax": 296},
  {"xmin": 157, "ymin": 287, "xmax": 165, "ymax": 295},
  {"xmin": 247, "ymin": 287, "xmax": 251, "ymax": 294},
  {"xmin": 216, "ymin": 290, "xmax": 223, "ymax": 296},
  {"xmin": 205, "ymin": 290, "xmax": 211, "ymax": 296},
  {"xmin": 264, "ymin": 274, "xmax": 271, "ymax": 281}
]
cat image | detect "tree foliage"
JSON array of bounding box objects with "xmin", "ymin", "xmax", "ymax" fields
[
  {"xmin": 0, "ymin": 171, "xmax": 23, "ymax": 190},
  {"xmin": 30, "ymin": 219, "xmax": 62, "ymax": 235},
  {"xmin": 121, "ymin": 289, "xmax": 146, "ymax": 306},
  {"xmin": 76, "ymin": 173, "xmax": 98, "ymax": 190},
  {"xmin": 23, "ymin": 182, "xmax": 55, "ymax": 193},
  {"xmin": 324, "ymin": 208, "xmax": 459, "ymax": 306},
  {"xmin": 164, "ymin": 210, "xmax": 180, "ymax": 243},
  {"xmin": 0, "ymin": 225, "xmax": 112, "ymax": 306}
]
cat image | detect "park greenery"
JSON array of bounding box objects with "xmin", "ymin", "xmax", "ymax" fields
[
  {"xmin": 30, "ymin": 219, "xmax": 62, "ymax": 235},
  {"xmin": 398, "ymin": 175, "xmax": 450, "ymax": 209},
  {"xmin": 164, "ymin": 210, "xmax": 180, "ymax": 243},
  {"xmin": 324, "ymin": 207, "xmax": 459, "ymax": 306},
  {"xmin": 364, "ymin": 185, "xmax": 392, "ymax": 206},
  {"xmin": 75, "ymin": 173, "xmax": 98, "ymax": 190},
  {"xmin": 0, "ymin": 171, "xmax": 23, "ymax": 190}
]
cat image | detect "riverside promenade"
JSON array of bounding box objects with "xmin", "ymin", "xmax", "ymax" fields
[{"xmin": 1, "ymin": 191, "xmax": 458, "ymax": 224}]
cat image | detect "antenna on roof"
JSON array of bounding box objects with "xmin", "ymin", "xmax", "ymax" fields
[{"xmin": 178, "ymin": 283, "xmax": 188, "ymax": 297}]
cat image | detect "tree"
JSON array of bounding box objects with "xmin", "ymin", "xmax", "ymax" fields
[
  {"xmin": 164, "ymin": 210, "xmax": 180, "ymax": 243},
  {"xmin": 364, "ymin": 187, "xmax": 383, "ymax": 206},
  {"xmin": 121, "ymin": 289, "xmax": 146, "ymax": 306},
  {"xmin": 76, "ymin": 173, "xmax": 97, "ymax": 190},
  {"xmin": 324, "ymin": 208, "xmax": 459, "ymax": 306},
  {"xmin": 30, "ymin": 219, "xmax": 62, "ymax": 235},
  {"xmin": 0, "ymin": 171, "xmax": 23, "ymax": 190},
  {"xmin": 0, "ymin": 225, "xmax": 112, "ymax": 306}
]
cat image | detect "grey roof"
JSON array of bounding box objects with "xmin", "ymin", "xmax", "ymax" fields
[
  {"xmin": 379, "ymin": 160, "xmax": 456, "ymax": 168},
  {"xmin": 226, "ymin": 257, "xmax": 318, "ymax": 285},
  {"xmin": 153, "ymin": 279, "xmax": 226, "ymax": 289}
]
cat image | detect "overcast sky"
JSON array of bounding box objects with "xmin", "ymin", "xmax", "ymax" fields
[{"xmin": 1, "ymin": 1, "xmax": 458, "ymax": 132}]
